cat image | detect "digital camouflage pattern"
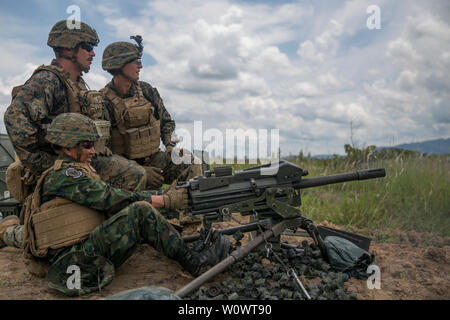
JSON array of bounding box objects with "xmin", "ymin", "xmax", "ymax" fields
[
  {"xmin": 46, "ymin": 201, "xmax": 183, "ymax": 296},
  {"xmin": 47, "ymin": 20, "xmax": 99, "ymax": 49},
  {"xmin": 45, "ymin": 113, "xmax": 99, "ymax": 148},
  {"xmin": 91, "ymin": 154, "xmax": 147, "ymax": 191},
  {"xmin": 3, "ymin": 225, "xmax": 24, "ymax": 249},
  {"xmin": 4, "ymin": 60, "xmax": 146, "ymax": 190},
  {"xmin": 40, "ymin": 157, "xmax": 183, "ymax": 296},
  {"xmin": 2, "ymin": 155, "xmax": 183, "ymax": 295},
  {"xmin": 102, "ymin": 41, "xmax": 141, "ymax": 71},
  {"xmin": 41, "ymin": 155, "xmax": 155, "ymax": 211},
  {"xmin": 4, "ymin": 59, "xmax": 76, "ymax": 174}
]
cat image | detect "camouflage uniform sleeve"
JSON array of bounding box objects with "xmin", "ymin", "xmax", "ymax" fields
[
  {"xmin": 140, "ymin": 81, "xmax": 175, "ymax": 146},
  {"xmin": 42, "ymin": 168, "xmax": 156, "ymax": 215},
  {"xmin": 4, "ymin": 71, "xmax": 64, "ymax": 173}
]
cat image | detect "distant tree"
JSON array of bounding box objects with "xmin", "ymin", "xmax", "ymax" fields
[{"xmin": 344, "ymin": 144, "xmax": 376, "ymax": 167}]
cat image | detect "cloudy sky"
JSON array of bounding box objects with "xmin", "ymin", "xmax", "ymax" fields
[{"xmin": 0, "ymin": 0, "xmax": 449, "ymax": 158}]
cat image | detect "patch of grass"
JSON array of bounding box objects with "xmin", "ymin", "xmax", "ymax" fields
[
  {"xmin": 299, "ymin": 156, "xmax": 450, "ymax": 238},
  {"xmin": 213, "ymin": 155, "xmax": 450, "ymax": 239}
]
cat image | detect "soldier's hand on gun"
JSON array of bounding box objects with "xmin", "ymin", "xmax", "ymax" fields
[
  {"xmin": 145, "ymin": 166, "xmax": 164, "ymax": 189},
  {"xmin": 163, "ymin": 188, "xmax": 188, "ymax": 210}
]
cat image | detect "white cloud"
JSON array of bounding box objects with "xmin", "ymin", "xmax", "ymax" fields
[
  {"xmin": 84, "ymin": 70, "xmax": 109, "ymax": 91},
  {"xmin": 1, "ymin": 0, "xmax": 449, "ymax": 155},
  {"xmin": 297, "ymin": 40, "xmax": 324, "ymax": 63}
]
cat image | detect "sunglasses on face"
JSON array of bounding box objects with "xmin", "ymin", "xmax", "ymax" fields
[
  {"xmin": 132, "ymin": 59, "xmax": 142, "ymax": 66},
  {"xmin": 81, "ymin": 141, "xmax": 95, "ymax": 149},
  {"xmin": 79, "ymin": 42, "xmax": 95, "ymax": 52}
]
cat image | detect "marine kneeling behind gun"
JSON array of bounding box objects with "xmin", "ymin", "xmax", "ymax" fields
[
  {"xmin": 0, "ymin": 113, "xmax": 229, "ymax": 296},
  {"xmin": 100, "ymin": 36, "xmax": 203, "ymax": 190}
]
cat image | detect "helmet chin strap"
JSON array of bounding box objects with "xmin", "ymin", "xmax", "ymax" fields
[
  {"xmin": 76, "ymin": 144, "xmax": 83, "ymax": 162},
  {"xmin": 118, "ymin": 69, "xmax": 137, "ymax": 83},
  {"xmin": 62, "ymin": 47, "xmax": 89, "ymax": 74}
]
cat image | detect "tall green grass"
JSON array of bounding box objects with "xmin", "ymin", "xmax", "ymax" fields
[{"xmin": 212, "ymin": 155, "xmax": 450, "ymax": 238}]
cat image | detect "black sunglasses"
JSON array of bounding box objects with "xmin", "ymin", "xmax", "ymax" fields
[
  {"xmin": 81, "ymin": 141, "xmax": 95, "ymax": 149},
  {"xmin": 79, "ymin": 42, "xmax": 95, "ymax": 52}
]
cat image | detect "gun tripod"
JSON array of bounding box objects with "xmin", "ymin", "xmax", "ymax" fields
[{"xmin": 177, "ymin": 187, "xmax": 328, "ymax": 299}]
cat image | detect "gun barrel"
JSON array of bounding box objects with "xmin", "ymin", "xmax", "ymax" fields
[{"xmin": 299, "ymin": 168, "xmax": 386, "ymax": 189}]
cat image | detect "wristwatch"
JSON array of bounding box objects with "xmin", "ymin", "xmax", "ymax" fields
[{"xmin": 167, "ymin": 142, "xmax": 176, "ymax": 147}]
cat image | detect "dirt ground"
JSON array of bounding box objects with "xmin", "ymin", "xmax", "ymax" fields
[{"xmin": 0, "ymin": 220, "xmax": 449, "ymax": 300}]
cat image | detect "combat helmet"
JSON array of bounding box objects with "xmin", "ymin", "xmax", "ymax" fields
[
  {"xmin": 47, "ymin": 19, "xmax": 99, "ymax": 49},
  {"xmin": 46, "ymin": 113, "xmax": 99, "ymax": 148},
  {"xmin": 102, "ymin": 35, "xmax": 143, "ymax": 71}
]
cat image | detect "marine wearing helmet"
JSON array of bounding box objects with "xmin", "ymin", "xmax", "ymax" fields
[
  {"xmin": 46, "ymin": 112, "xmax": 99, "ymax": 148},
  {"xmin": 47, "ymin": 19, "xmax": 99, "ymax": 73},
  {"xmin": 100, "ymin": 36, "xmax": 203, "ymax": 190},
  {"xmin": 102, "ymin": 38, "xmax": 142, "ymax": 75},
  {"xmin": 4, "ymin": 20, "xmax": 147, "ymax": 192}
]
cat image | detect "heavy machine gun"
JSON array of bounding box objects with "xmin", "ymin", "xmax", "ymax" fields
[{"xmin": 174, "ymin": 160, "xmax": 385, "ymax": 298}]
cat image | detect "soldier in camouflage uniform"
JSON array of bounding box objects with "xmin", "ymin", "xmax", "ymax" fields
[
  {"xmin": 3, "ymin": 20, "xmax": 147, "ymax": 192},
  {"xmin": 0, "ymin": 113, "xmax": 230, "ymax": 296},
  {"xmin": 100, "ymin": 37, "xmax": 203, "ymax": 190}
]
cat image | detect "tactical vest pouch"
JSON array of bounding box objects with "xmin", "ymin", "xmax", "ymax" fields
[
  {"xmin": 124, "ymin": 127, "xmax": 153, "ymax": 159},
  {"xmin": 111, "ymin": 128, "xmax": 126, "ymax": 155},
  {"xmin": 6, "ymin": 159, "xmax": 28, "ymax": 202},
  {"xmin": 80, "ymin": 90, "xmax": 104, "ymax": 120},
  {"xmin": 124, "ymin": 105, "xmax": 151, "ymax": 128},
  {"xmin": 149, "ymin": 120, "xmax": 161, "ymax": 151},
  {"xmin": 32, "ymin": 198, "xmax": 105, "ymax": 251}
]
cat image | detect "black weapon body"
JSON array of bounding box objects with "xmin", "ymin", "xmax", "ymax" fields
[
  {"xmin": 179, "ymin": 160, "xmax": 385, "ymax": 224},
  {"xmin": 175, "ymin": 160, "xmax": 386, "ymax": 298}
]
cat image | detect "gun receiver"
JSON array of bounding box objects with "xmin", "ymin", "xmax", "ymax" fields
[
  {"xmin": 178, "ymin": 161, "xmax": 386, "ymax": 223},
  {"xmin": 175, "ymin": 160, "xmax": 386, "ymax": 298}
]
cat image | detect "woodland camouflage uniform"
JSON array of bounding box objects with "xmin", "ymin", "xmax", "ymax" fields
[{"xmin": 1, "ymin": 113, "xmax": 230, "ymax": 296}]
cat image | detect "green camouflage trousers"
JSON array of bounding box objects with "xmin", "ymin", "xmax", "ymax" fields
[
  {"xmin": 92, "ymin": 154, "xmax": 147, "ymax": 191},
  {"xmin": 141, "ymin": 150, "xmax": 202, "ymax": 185},
  {"xmin": 45, "ymin": 201, "xmax": 184, "ymax": 296},
  {"xmin": 6, "ymin": 201, "xmax": 183, "ymax": 296}
]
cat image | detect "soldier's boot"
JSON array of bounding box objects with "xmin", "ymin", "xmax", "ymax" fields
[
  {"xmin": 175, "ymin": 231, "xmax": 230, "ymax": 277},
  {"xmin": 0, "ymin": 215, "xmax": 20, "ymax": 248}
]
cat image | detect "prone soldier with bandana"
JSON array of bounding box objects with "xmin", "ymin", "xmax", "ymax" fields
[{"xmin": 0, "ymin": 113, "xmax": 230, "ymax": 296}]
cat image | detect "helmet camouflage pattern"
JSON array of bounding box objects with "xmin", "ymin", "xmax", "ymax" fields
[
  {"xmin": 102, "ymin": 40, "xmax": 142, "ymax": 71},
  {"xmin": 47, "ymin": 20, "xmax": 99, "ymax": 49},
  {"xmin": 46, "ymin": 113, "xmax": 99, "ymax": 148}
]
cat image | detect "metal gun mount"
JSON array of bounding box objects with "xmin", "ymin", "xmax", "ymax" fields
[{"xmin": 176, "ymin": 161, "xmax": 386, "ymax": 298}]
